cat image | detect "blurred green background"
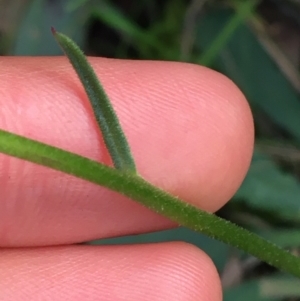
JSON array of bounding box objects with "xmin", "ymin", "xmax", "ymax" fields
[{"xmin": 2, "ymin": 0, "xmax": 300, "ymax": 299}]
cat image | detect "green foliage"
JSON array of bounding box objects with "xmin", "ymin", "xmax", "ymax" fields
[
  {"xmin": 3, "ymin": 0, "xmax": 300, "ymax": 299},
  {"xmin": 11, "ymin": 0, "xmax": 89, "ymax": 55},
  {"xmin": 197, "ymin": 7, "xmax": 300, "ymax": 140},
  {"xmin": 224, "ymin": 274, "xmax": 300, "ymax": 301},
  {"xmin": 235, "ymin": 151, "xmax": 300, "ymax": 220},
  {"xmin": 53, "ymin": 29, "xmax": 137, "ymax": 173}
]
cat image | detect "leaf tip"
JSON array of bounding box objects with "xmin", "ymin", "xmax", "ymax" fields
[{"xmin": 51, "ymin": 26, "xmax": 57, "ymax": 35}]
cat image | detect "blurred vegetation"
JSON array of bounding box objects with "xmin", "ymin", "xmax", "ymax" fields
[{"xmin": 2, "ymin": 0, "xmax": 300, "ymax": 299}]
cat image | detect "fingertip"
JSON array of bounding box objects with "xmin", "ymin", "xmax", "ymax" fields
[
  {"xmin": 0, "ymin": 58, "xmax": 254, "ymax": 246},
  {"xmin": 0, "ymin": 243, "xmax": 222, "ymax": 301}
]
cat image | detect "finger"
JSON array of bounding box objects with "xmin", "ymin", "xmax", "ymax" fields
[
  {"xmin": 0, "ymin": 242, "xmax": 222, "ymax": 301},
  {"xmin": 0, "ymin": 58, "xmax": 254, "ymax": 246}
]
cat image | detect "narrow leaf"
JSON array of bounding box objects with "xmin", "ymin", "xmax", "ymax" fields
[{"xmin": 51, "ymin": 27, "xmax": 136, "ymax": 173}]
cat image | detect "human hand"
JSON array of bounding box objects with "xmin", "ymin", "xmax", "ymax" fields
[{"xmin": 0, "ymin": 58, "xmax": 254, "ymax": 300}]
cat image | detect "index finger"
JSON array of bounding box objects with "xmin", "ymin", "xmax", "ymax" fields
[{"xmin": 0, "ymin": 58, "xmax": 254, "ymax": 247}]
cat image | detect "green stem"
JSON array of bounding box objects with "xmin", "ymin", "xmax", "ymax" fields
[
  {"xmin": 198, "ymin": 0, "xmax": 259, "ymax": 66},
  {"xmin": 0, "ymin": 128, "xmax": 300, "ymax": 278},
  {"xmin": 91, "ymin": 5, "xmax": 173, "ymax": 59}
]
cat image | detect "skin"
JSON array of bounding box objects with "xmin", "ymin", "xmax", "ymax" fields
[{"xmin": 0, "ymin": 58, "xmax": 254, "ymax": 300}]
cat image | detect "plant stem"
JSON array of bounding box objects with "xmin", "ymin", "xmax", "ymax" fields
[
  {"xmin": 198, "ymin": 0, "xmax": 259, "ymax": 66},
  {"xmin": 1, "ymin": 128, "xmax": 300, "ymax": 278}
]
